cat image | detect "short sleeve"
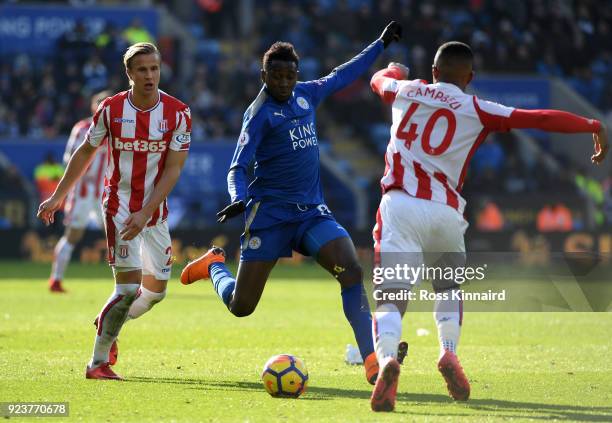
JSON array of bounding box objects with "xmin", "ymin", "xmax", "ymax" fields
[
  {"xmin": 169, "ymin": 106, "xmax": 192, "ymax": 152},
  {"xmin": 86, "ymin": 98, "xmax": 110, "ymax": 147},
  {"xmin": 473, "ymin": 97, "xmax": 515, "ymax": 132}
]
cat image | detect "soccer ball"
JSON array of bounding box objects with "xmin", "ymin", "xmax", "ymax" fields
[{"xmin": 261, "ymin": 354, "xmax": 308, "ymax": 398}]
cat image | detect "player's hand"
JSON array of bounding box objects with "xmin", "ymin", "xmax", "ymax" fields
[
  {"xmin": 217, "ymin": 200, "xmax": 246, "ymax": 223},
  {"xmin": 388, "ymin": 62, "xmax": 410, "ymax": 79},
  {"xmin": 380, "ymin": 21, "xmax": 402, "ymax": 48},
  {"xmin": 120, "ymin": 210, "xmax": 149, "ymax": 241},
  {"xmin": 592, "ymin": 123, "xmax": 608, "ymax": 165},
  {"xmin": 37, "ymin": 195, "xmax": 62, "ymax": 226}
]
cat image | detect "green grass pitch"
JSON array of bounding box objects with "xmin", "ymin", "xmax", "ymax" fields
[{"xmin": 1, "ymin": 261, "xmax": 611, "ymax": 422}]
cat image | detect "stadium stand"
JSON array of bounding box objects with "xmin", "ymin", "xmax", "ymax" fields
[{"xmin": 1, "ymin": 0, "xmax": 610, "ymax": 230}]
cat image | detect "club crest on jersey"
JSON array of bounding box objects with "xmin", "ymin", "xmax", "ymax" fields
[
  {"xmin": 297, "ymin": 97, "xmax": 309, "ymax": 110},
  {"xmin": 118, "ymin": 245, "xmax": 129, "ymax": 259},
  {"xmin": 158, "ymin": 119, "xmax": 169, "ymax": 133},
  {"xmin": 248, "ymin": 236, "xmax": 262, "ymax": 250},
  {"xmin": 238, "ymin": 131, "xmax": 250, "ymax": 146}
]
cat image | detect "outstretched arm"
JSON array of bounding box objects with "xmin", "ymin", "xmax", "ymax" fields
[
  {"xmin": 508, "ymin": 110, "xmax": 608, "ymax": 164},
  {"xmin": 305, "ymin": 21, "xmax": 402, "ymax": 106},
  {"xmin": 506, "ymin": 109, "xmax": 601, "ymax": 133},
  {"xmin": 475, "ymin": 98, "xmax": 608, "ymax": 164}
]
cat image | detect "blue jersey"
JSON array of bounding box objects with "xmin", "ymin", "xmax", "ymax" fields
[{"xmin": 228, "ymin": 39, "xmax": 384, "ymax": 205}]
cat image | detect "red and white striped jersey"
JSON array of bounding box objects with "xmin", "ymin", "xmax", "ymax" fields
[
  {"xmin": 371, "ymin": 69, "xmax": 515, "ymax": 214},
  {"xmin": 64, "ymin": 117, "xmax": 107, "ymax": 200},
  {"xmin": 85, "ymin": 90, "xmax": 192, "ymax": 225},
  {"xmin": 371, "ymin": 67, "xmax": 601, "ymax": 215}
]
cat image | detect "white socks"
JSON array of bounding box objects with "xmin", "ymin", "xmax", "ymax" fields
[
  {"xmin": 373, "ymin": 303, "xmax": 402, "ymax": 367},
  {"xmin": 127, "ymin": 286, "xmax": 166, "ymax": 319},
  {"xmin": 434, "ymin": 288, "xmax": 462, "ymax": 357},
  {"xmin": 90, "ymin": 283, "xmax": 140, "ymax": 367},
  {"xmin": 372, "ymin": 287, "xmax": 463, "ymax": 368},
  {"xmin": 51, "ymin": 236, "xmax": 74, "ymax": 280}
]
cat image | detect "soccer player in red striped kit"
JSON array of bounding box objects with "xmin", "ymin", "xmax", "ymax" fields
[
  {"xmin": 48, "ymin": 90, "xmax": 110, "ymax": 293},
  {"xmin": 37, "ymin": 43, "xmax": 191, "ymax": 380},
  {"xmin": 368, "ymin": 41, "xmax": 608, "ymax": 411}
]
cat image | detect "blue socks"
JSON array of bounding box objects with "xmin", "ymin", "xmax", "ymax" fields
[
  {"xmin": 209, "ymin": 262, "xmax": 235, "ymax": 306},
  {"xmin": 341, "ymin": 283, "xmax": 375, "ymax": 360}
]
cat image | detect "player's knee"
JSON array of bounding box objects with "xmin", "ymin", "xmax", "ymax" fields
[
  {"xmin": 336, "ymin": 262, "xmax": 363, "ymax": 288},
  {"xmin": 229, "ymin": 300, "xmax": 256, "ymax": 317}
]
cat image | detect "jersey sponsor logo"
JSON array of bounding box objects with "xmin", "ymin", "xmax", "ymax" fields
[
  {"xmin": 297, "ymin": 97, "xmax": 309, "ymax": 110},
  {"xmin": 238, "ymin": 131, "xmax": 249, "ymax": 146},
  {"xmin": 118, "ymin": 245, "xmax": 129, "ymax": 259},
  {"xmin": 113, "ymin": 118, "xmax": 135, "ymax": 124},
  {"xmin": 248, "ymin": 236, "xmax": 262, "ymax": 250},
  {"xmin": 114, "ymin": 138, "xmax": 167, "ymax": 152},
  {"xmin": 174, "ymin": 133, "xmax": 190, "ymax": 144},
  {"xmin": 289, "ymin": 122, "xmax": 318, "ymax": 150},
  {"xmin": 161, "ymin": 268, "xmax": 170, "ymax": 273},
  {"xmin": 158, "ymin": 119, "xmax": 169, "ymax": 133}
]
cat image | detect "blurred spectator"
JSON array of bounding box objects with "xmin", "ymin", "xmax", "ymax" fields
[
  {"xmin": 471, "ymin": 137, "xmax": 505, "ymax": 176},
  {"xmin": 34, "ymin": 153, "xmax": 64, "ymax": 203},
  {"xmin": 122, "ymin": 18, "xmax": 155, "ymax": 44},
  {"xmin": 0, "ymin": 163, "xmax": 26, "ymax": 195},
  {"xmin": 56, "ymin": 20, "xmax": 94, "ymax": 67},
  {"xmin": 575, "ymin": 170, "xmax": 605, "ymax": 225},
  {"xmin": 95, "ymin": 23, "xmax": 127, "ymax": 65},
  {"xmin": 82, "ymin": 54, "xmax": 108, "ymax": 93},
  {"xmin": 476, "ymin": 200, "xmax": 504, "ymax": 232},
  {"xmin": 537, "ymin": 203, "xmax": 573, "ymax": 232},
  {"xmin": 3, "ymin": 0, "xmax": 612, "ymax": 143},
  {"xmin": 1, "ymin": 0, "xmax": 611, "ymax": 228}
]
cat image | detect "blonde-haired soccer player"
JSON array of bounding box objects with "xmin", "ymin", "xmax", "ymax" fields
[{"xmin": 38, "ymin": 43, "xmax": 192, "ymax": 380}]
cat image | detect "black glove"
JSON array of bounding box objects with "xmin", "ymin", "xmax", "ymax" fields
[
  {"xmin": 380, "ymin": 21, "xmax": 402, "ymax": 48},
  {"xmin": 217, "ymin": 200, "xmax": 246, "ymax": 223}
]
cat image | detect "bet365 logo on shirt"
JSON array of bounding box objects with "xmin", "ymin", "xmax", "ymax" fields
[{"xmin": 114, "ymin": 138, "xmax": 167, "ymax": 152}]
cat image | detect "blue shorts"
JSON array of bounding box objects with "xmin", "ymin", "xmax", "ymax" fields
[{"xmin": 240, "ymin": 201, "xmax": 350, "ymax": 262}]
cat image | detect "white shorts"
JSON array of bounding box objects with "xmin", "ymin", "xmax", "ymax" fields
[
  {"xmin": 374, "ymin": 190, "xmax": 468, "ymax": 289},
  {"xmin": 63, "ymin": 190, "xmax": 103, "ymax": 229},
  {"xmin": 104, "ymin": 216, "xmax": 173, "ymax": 280}
]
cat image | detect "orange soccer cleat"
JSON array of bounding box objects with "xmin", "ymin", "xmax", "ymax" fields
[
  {"xmin": 438, "ymin": 350, "xmax": 470, "ymax": 401},
  {"xmin": 85, "ymin": 362, "xmax": 123, "ymax": 380},
  {"xmin": 180, "ymin": 247, "xmax": 226, "ymax": 285},
  {"xmin": 93, "ymin": 317, "xmax": 118, "ymax": 366},
  {"xmin": 49, "ymin": 279, "xmax": 66, "ymax": 293},
  {"xmin": 370, "ymin": 358, "xmax": 400, "ymax": 412},
  {"xmin": 364, "ymin": 352, "xmax": 380, "ymax": 385}
]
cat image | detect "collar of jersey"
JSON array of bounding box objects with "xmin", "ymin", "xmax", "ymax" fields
[
  {"xmin": 434, "ymin": 81, "xmax": 464, "ymax": 93},
  {"xmin": 127, "ymin": 89, "xmax": 161, "ymax": 112}
]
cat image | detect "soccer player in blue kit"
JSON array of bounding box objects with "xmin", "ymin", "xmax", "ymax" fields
[{"xmin": 181, "ymin": 21, "xmax": 403, "ymax": 385}]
